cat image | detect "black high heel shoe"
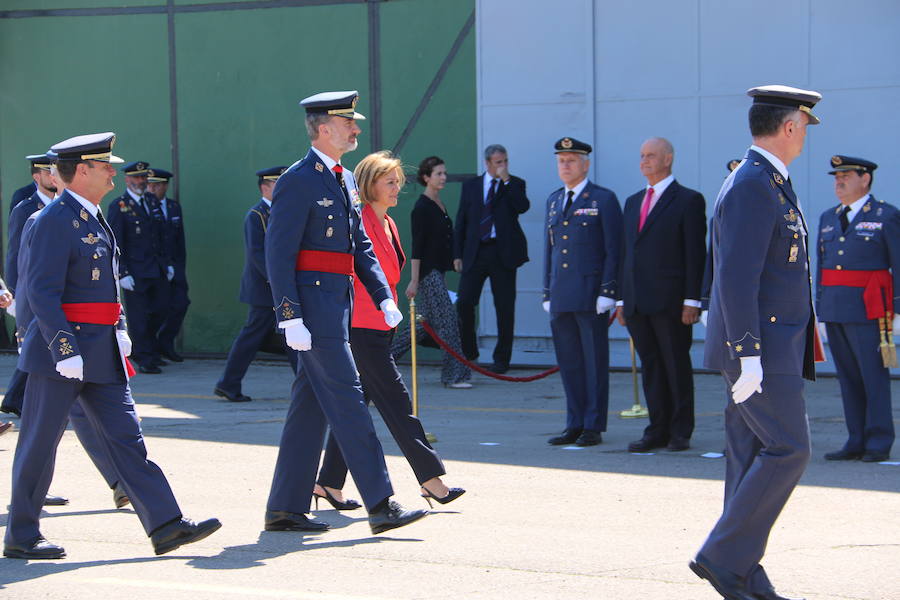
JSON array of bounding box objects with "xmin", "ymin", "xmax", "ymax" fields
[
  {"xmin": 420, "ymin": 486, "xmax": 466, "ymax": 508},
  {"xmin": 313, "ymin": 487, "xmax": 362, "ymax": 511}
]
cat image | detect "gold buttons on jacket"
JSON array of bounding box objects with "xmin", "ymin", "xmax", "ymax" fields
[
  {"xmin": 315, "ymin": 280, "xmax": 320, "ymax": 286},
  {"xmin": 562, "ymin": 249, "xmax": 568, "ymax": 254},
  {"xmin": 770, "ymin": 316, "xmax": 777, "ymax": 322},
  {"xmin": 836, "ymin": 265, "xmax": 843, "ymax": 270},
  {"xmin": 562, "ymin": 235, "xmax": 568, "ymax": 240},
  {"xmin": 839, "ymin": 236, "xmax": 845, "ymax": 242},
  {"xmin": 563, "ymin": 263, "xmax": 569, "ymax": 268},
  {"xmin": 563, "ymin": 221, "xmax": 569, "ymax": 226},
  {"xmin": 793, "ymin": 233, "xmax": 799, "ymax": 239},
  {"xmin": 838, "ymin": 250, "xmax": 844, "ymax": 255}
]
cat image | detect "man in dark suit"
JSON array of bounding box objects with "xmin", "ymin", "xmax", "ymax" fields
[
  {"xmin": 693, "ymin": 85, "xmax": 821, "ymax": 600},
  {"xmin": 147, "ymin": 168, "xmax": 190, "ymax": 362},
  {"xmin": 215, "ymin": 166, "xmax": 298, "ymax": 403},
  {"xmin": 454, "ymin": 144, "xmax": 530, "ymax": 373},
  {"xmin": 616, "ymin": 137, "xmax": 706, "ymax": 452}
]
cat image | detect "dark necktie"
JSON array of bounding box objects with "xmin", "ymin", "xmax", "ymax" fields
[
  {"xmin": 839, "ymin": 205, "xmax": 851, "ymax": 232},
  {"xmin": 332, "ymin": 164, "xmax": 351, "ymax": 207},
  {"xmin": 480, "ymin": 178, "xmax": 497, "ymax": 241},
  {"xmin": 563, "ymin": 190, "xmax": 574, "ymax": 216},
  {"xmin": 97, "ymin": 210, "xmax": 114, "ymax": 247}
]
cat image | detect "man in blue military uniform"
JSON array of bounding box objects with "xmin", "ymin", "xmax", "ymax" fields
[
  {"xmin": 4, "ymin": 132, "xmax": 219, "ymax": 560},
  {"xmin": 817, "ymin": 155, "xmax": 899, "ymax": 463},
  {"xmin": 2, "ymin": 153, "xmax": 57, "ymax": 418},
  {"xmin": 6, "ymin": 181, "xmax": 36, "ymax": 216},
  {"xmin": 106, "ymin": 160, "xmax": 172, "ymax": 373},
  {"xmin": 214, "ymin": 166, "xmax": 299, "ymax": 403},
  {"xmin": 264, "ymin": 91, "xmax": 427, "ymax": 534},
  {"xmin": 542, "ymin": 137, "xmax": 622, "ymax": 447},
  {"xmin": 147, "ymin": 168, "xmax": 189, "ymax": 362},
  {"xmin": 693, "ymin": 85, "xmax": 822, "ymax": 600}
]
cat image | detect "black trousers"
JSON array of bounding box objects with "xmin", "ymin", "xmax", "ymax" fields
[
  {"xmin": 456, "ymin": 242, "xmax": 517, "ymax": 366},
  {"xmin": 123, "ymin": 276, "xmax": 169, "ymax": 367},
  {"xmin": 318, "ymin": 327, "xmax": 445, "ymax": 488},
  {"xmin": 626, "ymin": 311, "xmax": 694, "ymax": 442},
  {"xmin": 156, "ymin": 277, "xmax": 190, "ymax": 353}
]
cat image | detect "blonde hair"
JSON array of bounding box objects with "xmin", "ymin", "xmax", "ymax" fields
[{"xmin": 353, "ymin": 150, "xmax": 406, "ymax": 204}]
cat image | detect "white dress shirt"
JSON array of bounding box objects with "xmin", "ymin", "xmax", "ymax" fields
[{"xmin": 842, "ymin": 193, "xmax": 870, "ymax": 224}]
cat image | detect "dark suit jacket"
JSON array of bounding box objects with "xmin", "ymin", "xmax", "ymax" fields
[
  {"xmin": 239, "ymin": 199, "xmax": 272, "ymax": 307},
  {"xmin": 454, "ymin": 174, "xmax": 529, "ymax": 272},
  {"xmin": 158, "ymin": 196, "xmax": 187, "ymax": 281},
  {"xmin": 618, "ymin": 180, "xmax": 707, "ymax": 317}
]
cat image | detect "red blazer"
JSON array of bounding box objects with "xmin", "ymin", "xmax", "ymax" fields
[{"xmin": 353, "ymin": 204, "xmax": 406, "ymax": 330}]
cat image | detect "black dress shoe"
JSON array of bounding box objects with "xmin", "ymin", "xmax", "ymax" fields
[
  {"xmin": 548, "ymin": 429, "xmax": 582, "ymax": 445},
  {"xmin": 752, "ymin": 588, "xmax": 805, "ymax": 600},
  {"xmin": 861, "ymin": 451, "xmax": 890, "ymax": 463},
  {"xmin": 628, "ymin": 437, "xmax": 667, "ymax": 453},
  {"xmin": 575, "ymin": 429, "xmax": 602, "ymax": 446},
  {"xmin": 824, "ymin": 448, "xmax": 863, "ymax": 461},
  {"xmin": 667, "ymin": 437, "xmax": 690, "ymax": 451},
  {"xmin": 138, "ymin": 364, "xmax": 162, "ymax": 374},
  {"xmin": 113, "ymin": 483, "xmax": 131, "ymax": 509},
  {"xmin": 43, "ymin": 494, "xmax": 69, "ymax": 506},
  {"xmin": 214, "ymin": 387, "xmax": 252, "ymax": 403},
  {"xmin": 150, "ymin": 517, "xmax": 222, "ymax": 555},
  {"xmin": 4, "ymin": 536, "xmax": 66, "ymax": 559},
  {"xmin": 264, "ymin": 510, "xmax": 329, "ymax": 531},
  {"xmin": 690, "ymin": 554, "xmax": 756, "ymax": 600},
  {"xmin": 489, "ymin": 363, "xmax": 509, "ymax": 374},
  {"xmin": 151, "ymin": 356, "xmax": 169, "ymax": 367},
  {"xmin": 0, "ymin": 405, "xmax": 21, "ymax": 417},
  {"xmin": 160, "ymin": 348, "xmax": 184, "ymax": 363},
  {"xmin": 368, "ymin": 499, "xmax": 428, "ymax": 535}
]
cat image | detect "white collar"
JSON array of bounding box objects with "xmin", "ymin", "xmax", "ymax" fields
[
  {"xmin": 844, "ymin": 193, "xmax": 870, "ymax": 220},
  {"xmin": 262, "ymin": 197, "xmax": 272, "ymax": 207},
  {"xmin": 311, "ymin": 146, "xmax": 340, "ymax": 173},
  {"xmin": 647, "ymin": 173, "xmax": 675, "ymax": 197},
  {"xmin": 749, "ymin": 145, "xmax": 789, "ymax": 180},
  {"xmin": 35, "ymin": 188, "xmax": 53, "ymax": 205},
  {"xmin": 67, "ymin": 189, "xmax": 99, "ymax": 218},
  {"xmin": 565, "ymin": 178, "xmax": 589, "ymax": 198},
  {"xmin": 126, "ymin": 188, "xmax": 143, "ymax": 203}
]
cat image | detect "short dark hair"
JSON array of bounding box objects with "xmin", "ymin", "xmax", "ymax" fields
[
  {"xmin": 55, "ymin": 160, "xmax": 82, "ymax": 184},
  {"xmin": 417, "ymin": 155, "xmax": 445, "ymax": 186},
  {"xmin": 748, "ymin": 104, "xmax": 797, "ymax": 137},
  {"xmin": 30, "ymin": 166, "xmax": 43, "ymax": 175},
  {"xmin": 864, "ymin": 171, "xmax": 874, "ymax": 191}
]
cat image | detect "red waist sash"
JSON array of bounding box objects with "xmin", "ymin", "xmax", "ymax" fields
[
  {"xmin": 295, "ymin": 250, "xmax": 354, "ymax": 276},
  {"xmin": 821, "ymin": 268, "xmax": 893, "ymax": 320},
  {"xmin": 61, "ymin": 302, "xmax": 135, "ymax": 377}
]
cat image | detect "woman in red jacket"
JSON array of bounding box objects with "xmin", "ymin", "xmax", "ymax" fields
[{"xmin": 313, "ymin": 151, "xmax": 465, "ymax": 510}]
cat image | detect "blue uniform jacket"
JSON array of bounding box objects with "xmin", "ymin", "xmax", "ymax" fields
[
  {"xmin": 816, "ymin": 195, "xmax": 900, "ymax": 323},
  {"xmin": 239, "ymin": 199, "xmax": 273, "ymax": 307},
  {"xmin": 542, "ymin": 181, "xmax": 622, "ymax": 313},
  {"xmin": 264, "ymin": 149, "xmax": 391, "ymax": 340},
  {"xmin": 106, "ymin": 191, "xmax": 168, "ymax": 283},
  {"xmin": 13, "ymin": 209, "xmax": 43, "ymax": 347},
  {"xmin": 159, "ymin": 197, "xmax": 187, "ymax": 282},
  {"xmin": 5, "ymin": 194, "xmax": 47, "ymax": 293},
  {"xmin": 704, "ymin": 149, "xmax": 815, "ymax": 380},
  {"xmin": 7, "ymin": 182, "xmax": 36, "ymax": 215},
  {"xmin": 20, "ymin": 192, "xmax": 127, "ymax": 384}
]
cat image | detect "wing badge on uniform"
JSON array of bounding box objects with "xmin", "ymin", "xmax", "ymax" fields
[
  {"xmin": 81, "ymin": 233, "xmax": 100, "ymax": 245},
  {"xmin": 317, "ymin": 198, "xmax": 333, "ymax": 207}
]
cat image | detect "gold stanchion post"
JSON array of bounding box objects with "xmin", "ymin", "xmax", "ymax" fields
[
  {"xmin": 619, "ymin": 336, "xmax": 649, "ymax": 418},
  {"xmin": 409, "ymin": 298, "xmax": 437, "ymax": 442}
]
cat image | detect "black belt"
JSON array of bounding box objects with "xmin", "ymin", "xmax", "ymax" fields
[{"xmin": 480, "ymin": 238, "xmax": 497, "ymax": 246}]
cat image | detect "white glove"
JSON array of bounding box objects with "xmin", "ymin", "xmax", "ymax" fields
[
  {"xmin": 731, "ymin": 356, "xmax": 763, "ymax": 404},
  {"xmin": 595, "ymin": 295, "xmax": 616, "ymax": 315},
  {"xmin": 893, "ymin": 314, "xmax": 900, "ymax": 339},
  {"xmin": 56, "ymin": 355, "xmax": 84, "ymax": 380},
  {"xmin": 6, "ymin": 298, "xmax": 15, "ymax": 319},
  {"xmin": 166, "ymin": 265, "xmax": 175, "ymax": 281},
  {"xmin": 116, "ymin": 330, "xmax": 132, "ymax": 357},
  {"xmin": 283, "ymin": 319, "xmax": 312, "ymax": 351},
  {"xmin": 818, "ymin": 321, "xmax": 828, "ymax": 343},
  {"xmin": 700, "ymin": 310, "xmax": 708, "ymax": 327},
  {"xmin": 380, "ymin": 298, "xmax": 403, "ymax": 328},
  {"xmin": 120, "ymin": 275, "xmax": 135, "ymax": 291},
  {"xmin": 542, "ymin": 300, "xmax": 550, "ymax": 313}
]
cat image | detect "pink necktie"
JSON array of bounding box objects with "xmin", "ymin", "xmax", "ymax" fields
[{"xmin": 638, "ymin": 187, "xmax": 654, "ymax": 231}]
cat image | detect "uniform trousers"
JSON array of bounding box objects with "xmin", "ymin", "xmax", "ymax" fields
[
  {"xmin": 266, "ymin": 335, "xmax": 393, "ymax": 513},
  {"xmin": 217, "ymin": 305, "xmax": 299, "ymax": 396},
  {"xmin": 123, "ymin": 276, "xmax": 169, "ymax": 367},
  {"xmin": 318, "ymin": 327, "xmax": 445, "ymax": 489},
  {"xmin": 456, "ymin": 242, "xmax": 517, "ymax": 366},
  {"xmin": 5, "ymin": 374, "xmax": 181, "ymax": 546},
  {"xmin": 156, "ymin": 277, "xmax": 190, "ymax": 354},
  {"xmin": 1, "ymin": 367, "xmax": 27, "ymax": 414},
  {"xmin": 550, "ymin": 310, "xmax": 609, "ymax": 432},
  {"xmin": 699, "ymin": 372, "xmax": 811, "ymax": 579},
  {"xmin": 391, "ymin": 269, "xmax": 471, "ymax": 385},
  {"xmin": 626, "ymin": 311, "xmax": 695, "ymax": 442},
  {"xmin": 825, "ymin": 321, "xmax": 894, "ymax": 455}
]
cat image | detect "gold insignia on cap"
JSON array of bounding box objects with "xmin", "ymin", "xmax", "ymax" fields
[
  {"xmin": 831, "ymin": 155, "xmax": 843, "ymax": 166},
  {"xmin": 315, "ymin": 162, "xmax": 324, "ymax": 172},
  {"xmin": 773, "ymin": 173, "xmax": 784, "ymax": 185},
  {"xmin": 80, "ymin": 208, "xmax": 89, "ymax": 221},
  {"xmin": 92, "ymin": 268, "xmax": 100, "ymax": 281},
  {"xmin": 561, "ymin": 138, "xmax": 573, "ymax": 149}
]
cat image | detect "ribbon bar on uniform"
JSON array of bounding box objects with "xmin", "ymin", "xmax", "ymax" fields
[
  {"xmin": 820, "ymin": 268, "xmax": 893, "ymax": 320},
  {"xmin": 295, "ymin": 250, "xmax": 354, "ymax": 276}
]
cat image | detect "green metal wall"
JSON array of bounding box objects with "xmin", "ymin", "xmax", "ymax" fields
[{"xmin": 1, "ymin": 0, "xmax": 476, "ymax": 354}]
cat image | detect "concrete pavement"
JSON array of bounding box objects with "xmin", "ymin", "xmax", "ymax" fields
[{"xmin": 1, "ymin": 352, "xmax": 898, "ymax": 600}]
